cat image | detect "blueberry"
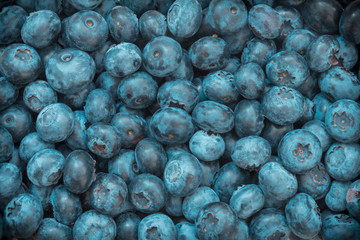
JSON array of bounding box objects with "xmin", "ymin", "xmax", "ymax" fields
[
  {"xmin": 324, "ymin": 99, "xmax": 360, "ymax": 143},
  {"xmin": 86, "ymin": 122, "xmax": 121, "ymax": 158},
  {"xmin": 0, "ymin": 43, "xmax": 42, "ymax": 85},
  {"xmin": 321, "ymin": 213, "xmax": 360, "ymax": 240},
  {"xmin": 199, "ymin": 159, "xmax": 220, "ymax": 187},
  {"xmin": 259, "ymin": 161, "xmax": 298, "ymax": 201},
  {"xmin": 313, "ymin": 92, "xmax": 332, "ymax": 122},
  {"xmin": 73, "ymin": 210, "xmax": 116, "ymax": 240},
  {"xmin": 108, "ymin": 149, "xmax": 139, "ymax": 185},
  {"xmin": 176, "ymin": 221, "xmax": 199, "ymax": 240},
  {"xmin": 138, "ymin": 213, "xmax": 176, "ymax": 240},
  {"xmin": 117, "ymin": 71, "xmax": 158, "ymax": 109},
  {"xmin": 35, "ymin": 0, "xmax": 62, "ymax": 14},
  {"xmin": 89, "ymin": 173, "xmax": 128, "ymax": 216},
  {"xmin": 213, "ymin": 162, "xmax": 253, "ymax": 202},
  {"xmin": 297, "ymin": 73, "xmax": 318, "ymax": 99},
  {"xmin": 207, "ymin": 0, "xmax": 248, "ymax": 35},
  {"xmin": 111, "ymin": 113, "xmax": 147, "ymax": 148},
  {"xmin": 116, "ymin": 212, "xmax": 141, "ymax": 240},
  {"xmin": 4, "ymin": 193, "xmax": 43, "ymax": 238},
  {"xmin": 0, "ymin": 127, "xmax": 14, "ymax": 162},
  {"xmin": 285, "ymin": 193, "xmax": 322, "ymax": 239},
  {"xmin": 298, "ymin": 162, "xmax": 331, "ymax": 200},
  {"xmin": 230, "ymin": 184, "xmax": 265, "ymax": 220},
  {"xmin": 222, "ymin": 25, "xmax": 253, "ymax": 55},
  {"xmin": 248, "ymin": 4, "xmax": 283, "ymax": 39},
  {"xmin": 231, "ymin": 136, "xmax": 271, "ymax": 171},
  {"xmin": 135, "ymin": 138, "xmax": 167, "ymax": 177},
  {"xmin": 234, "ymin": 100, "xmax": 265, "ymax": 137},
  {"xmin": 21, "ymin": 10, "xmax": 61, "ymax": 49},
  {"xmin": 129, "ymin": 173, "xmax": 167, "ymax": 213},
  {"xmin": 104, "ymin": 42, "xmax": 142, "ymax": 78},
  {"xmin": 241, "ymin": 37, "xmax": 277, "ymax": 67},
  {"xmin": 339, "ymin": 0, "xmax": 360, "ymax": 44},
  {"xmin": 150, "ymin": 107, "xmax": 195, "ymax": 145},
  {"xmin": 139, "ymin": 10, "xmax": 167, "ymax": 41},
  {"xmin": 266, "ymin": 50, "xmax": 310, "ymax": 89},
  {"xmin": 335, "ymin": 35, "xmax": 358, "ymax": 70},
  {"xmin": 278, "ymin": 129, "xmax": 322, "ymax": 174},
  {"xmin": 325, "ymin": 180, "xmax": 352, "ymax": 212},
  {"xmin": 221, "ymin": 56, "xmax": 241, "ymax": 74},
  {"xmin": 182, "ymin": 186, "xmax": 220, "ymax": 222},
  {"xmin": 319, "ymin": 66, "xmax": 360, "ymax": 101},
  {"xmin": 302, "ymin": 119, "xmax": 333, "ymax": 152},
  {"xmin": 189, "ymin": 130, "xmax": 225, "ymax": 162},
  {"xmin": 0, "ymin": 77, "xmax": 18, "ymax": 111},
  {"xmin": 301, "ymin": 0, "xmax": 343, "ymax": 34},
  {"xmin": 346, "ymin": 179, "xmax": 360, "ymax": 221},
  {"xmin": 275, "ymin": 6, "xmax": 303, "ymax": 39},
  {"xmin": 0, "ymin": 6, "xmax": 27, "ymax": 45},
  {"xmin": 164, "ymin": 194, "xmax": 183, "ymax": 217},
  {"xmin": 34, "ymin": 218, "xmax": 72, "ymax": 240},
  {"xmin": 157, "ymin": 79, "xmax": 199, "ymax": 112},
  {"xmin": 27, "ymin": 149, "xmax": 65, "ymax": 187},
  {"xmin": 249, "ymin": 208, "xmax": 291, "ymax": 240},
  {"xmin": 306, "ymin": 35, "xmax": 340, "ymax": 72},
  {"xmin": 282, "ymin": 29, "xmax": 316, "ymax": 56},
  {"xmin": 167, "ymin": 0, "xmax": 202, "ymax": 38},
  {"xmin": 195, "ymin": 202, "xmax": 238, "ymax": 239},
  {"xmin": 63, "ymin": 150, "xmax": 95, "ymax": 194},
  {"xmin": 192, "ymin": 100, "xmax": 234, "ymax": 133},
  {"xmin": 261, "ymin": 120, "xmax": 294, "ymax": 153},
  {"xmin": 95, "ymin": 72, "xmax": 122, "ymax": 98},
  {"xmin": 46, "ymin": 48, "xmax": 95, "ymax": 95},
  {"xmin": 68, "ymin": 0, "xmax": 103, "ymax": 10},
  {"xmin": 50, "ymin": 185, "xmax": 82, "ymax": 225},
  {"xmin": 65, "ymin": 10, "xmax": 108, "ymax": 52},
  {"xmin": 91, "ymin": 41, "xmax": 114, "ymax": 74},
  {"xmin": 163, "ymin": 152, "xmax": 202, "ymax": 197},
  {"xmin": 202, "ymin": 70, "xmax": 239, "ymax": 104},
  {"xmin": 143, "ymin": 36, "xmax": 183, "ymax": 77},
  {"xmin": 121, "ymin": 0, "xmax": 155, "ymax": 15},
  {"xmin": 262, "ymin": 86, "xmax": 305, "ymax": 125},
  {"xmin": 84, "ymin": 88, "xmax": 115, "ymax": 124},
  {"xmin": 107, "ymin": 6, "xmax": 139, "ymax": 43},
  {"xmin": 0, "ymin": 163, "xmax": 22, "ymax": 198},
  {"xmin": 36, "ymin": 103, "xmax": 75, "ymax": 143},
  {"xmin": 65, "ymin": 110, "xmax": 88, "ymax": 150},
  {"xmin": 29, "ymin": 184, "xmax": 53, "ymax": 211},
  {"xmin": 325, "ymin": 142, "xmax": 360, "ymax": 181},
  {"xmin": 234, "ymin": 62, "xmax": 265, "ymax": 100},
  {"xmin": 19, "ymin": 132, "xmax": 54, "ymax": 163},
  {"xmin": 23, "ymin": 80, "xmax": 57, "ymax": 113},
  {"xmin": 62, "ymin": 82, "xmax": 96, "ymax": 110},
  {"xmin": 189, "ymin": 36, "xmax": 230, "ymax": 71}
]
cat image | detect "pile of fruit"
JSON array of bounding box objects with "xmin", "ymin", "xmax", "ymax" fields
[{"xmin": 1, "ymin": 0, "xmax": 360, "ymax": 239}]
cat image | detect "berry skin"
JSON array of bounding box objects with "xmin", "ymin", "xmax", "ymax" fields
[
  {"xmin": 231, "ymin": 136, "xmax": 271, "ymax": 171},
  {"xmin": 163, "ymin": 152, "xmax": 202, "ymax": 197},
  {"xmin": 324, "ymin": 99, "xmax": 360, "ymax": 143},
  {"xmin": 4, "ymin": 193, "xmax": 44, "ymax": 238},
  {"xmin": 129, "ymin": 174, "xmax": 167, "ymax": 213},
  {"xmin": 46, "ymin": 48, "xmax": 95, "ymax": 95},
  {"xmin": 138, "ymin": 213, "xmax": 176, "ymax": 240},
  {"xmin": 36, "ymin": 103, "xmax": 75, "ymax": 143},
  {"xmin": 21, "ymin": 10, "xmax": 61, "ymax": 49},
  {"xmin": 262, "ymin": 86, "xmax": 305, "ymax": 125},
  {"xmin": 73, "ymin": 210, "xmax": 116, "ymax": 240},
  {"xmin": 278, "ymin": 129, "xmax": 322, "ymax": 174},
  {"xmin": 285, "ymin": 193, "xmax": 322, "ymax": 239},
  {"xmin": 167, "ymin": 0, "xmax": 202, "ymax": 38},
  {"xmin": 0, "ymin": 43, "xmax": 42, "ymax": 85}
]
